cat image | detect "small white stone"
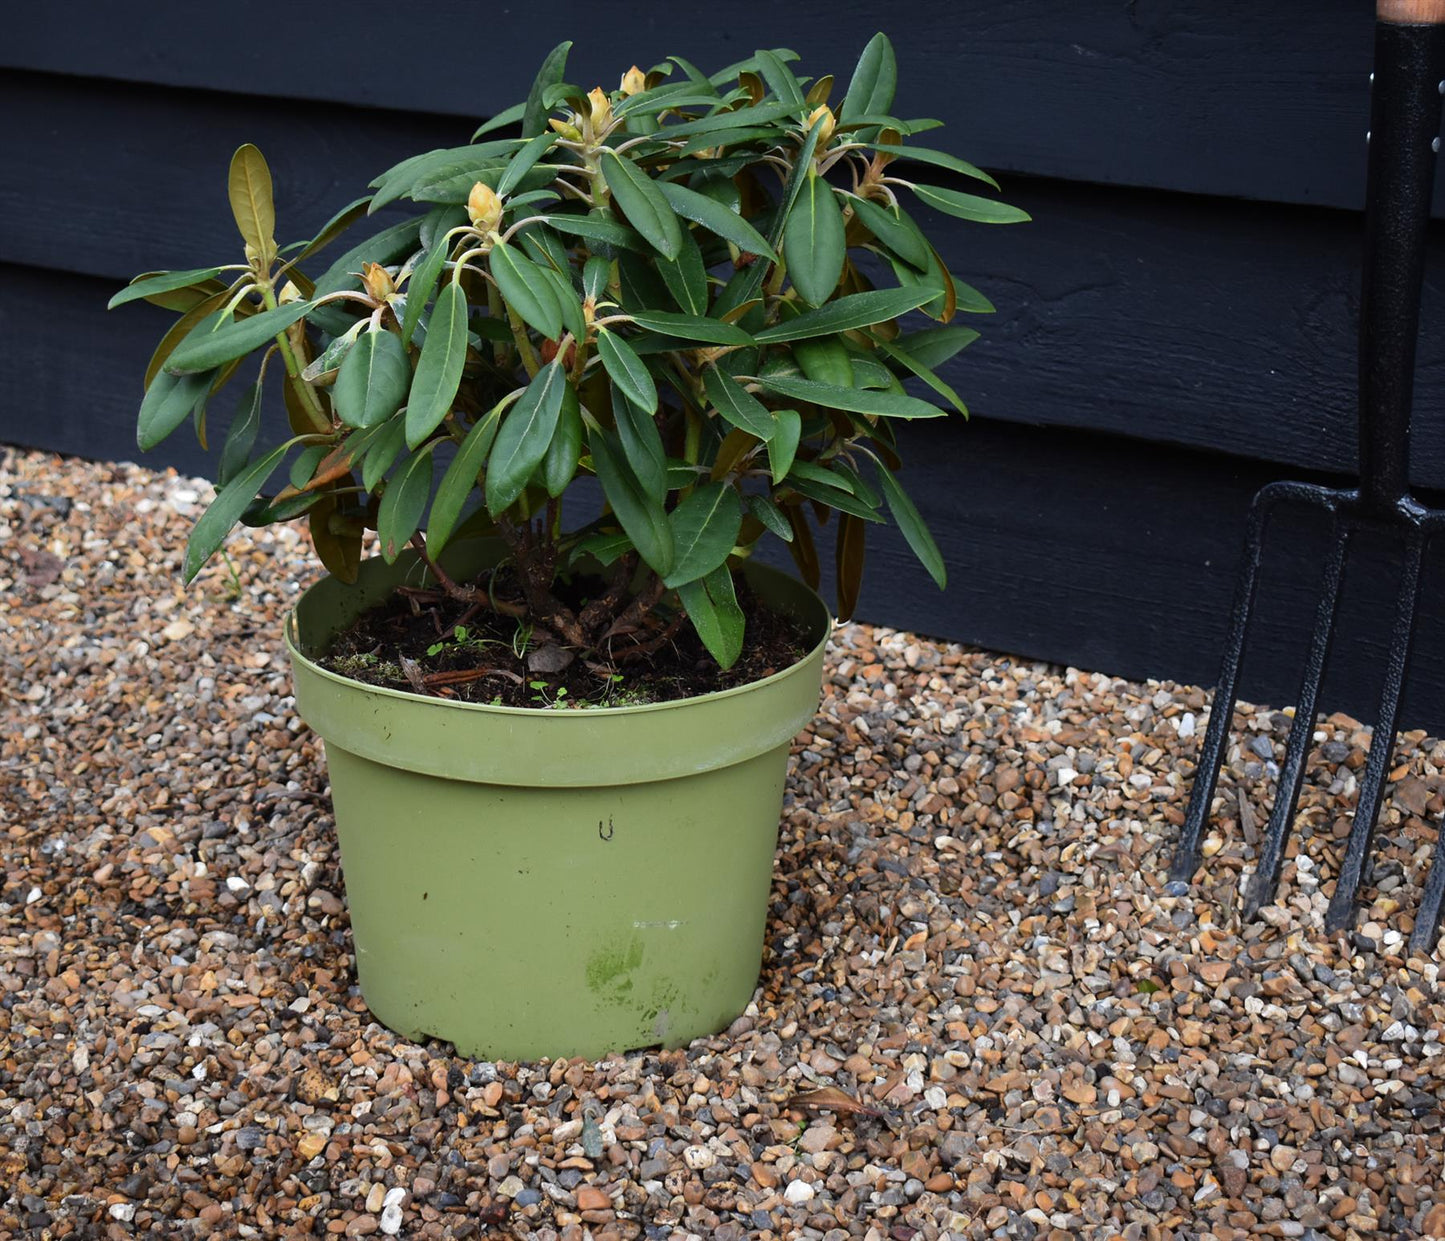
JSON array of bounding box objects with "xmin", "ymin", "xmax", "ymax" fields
[
  {"xmin": 923, "ymin": 1085, "xmax": 948, "ymax": 1110},
  {"xmin": 1056, "ymin": 767, "xmax": 1078, "ymax": 787},
  {"xmin": 1178, "ymin": 712, "xmax": 1196, "ymax": 739},
  {"xmin": 683, "ymin": 1145, "xmax": 715, "ymax": 1170},
  {"xmin": 784, "ymin": 1179, "xmax": 815, "ymax": 1205},
  {"xmin": 289, "ymin": 997, "xmax": 311, "ymax": 1014},
  {"xmin": 383, "ymin": 1187, "xmax": 406, "ymax": 1209},
  {"xmin": 226, "ymin": 876, "xmax": 250, "ymax": 893},
  {"xmin": 379, "ymin": 1203, "xmax": 403, "ymax": 1235},
  {"xmin": 26, "ymin": 886, "xmax": 42, "ymax": 905},
  {"xmin": 109, "ymin": 1204, "xmax": 136, "ymax": 1222}
]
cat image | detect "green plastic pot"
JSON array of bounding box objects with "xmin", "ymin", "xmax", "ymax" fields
[{"xmin": 285, "ymin": 541, "xmax": 831, "ymax": 1060}]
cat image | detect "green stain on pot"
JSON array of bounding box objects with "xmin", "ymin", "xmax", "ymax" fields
[{"xmin": 586, "ymin": 935, "xmax": 645, "ymax": 997}]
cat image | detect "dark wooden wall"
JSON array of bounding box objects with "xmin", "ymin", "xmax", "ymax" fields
[{"xmin": 5, "ymin": 2, "xmax": 1445, "ymax": 726}]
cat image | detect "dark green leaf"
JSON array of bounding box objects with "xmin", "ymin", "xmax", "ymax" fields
[
  {"xmin": 791, "ymin": 337, "xmax": 854, "ymax": 387},
  {"xmin": 841, "ymin": 33, "xmax": 897, "ymax": 123},
  {"xmin": 489, "ymin": 240, "xmax": 563, "ymax": 341},
  {"xmin": 498, "ymin": 130, "xmax": 558, "ymax": 197},
  {"xmin": 599, "ymin": 150, "xmax": 682, "ymax": 260},
  {"xmin": 334, "ymin": 329, "xmax": 411, "ymax": 429},
  {"xmin": 427, "ymin": 401, "xmax": 506, "ymax": 557},
  {"xmin": 486, "ymin": 362, "xmax": 568, "ymax": 515},
  {"xmin": 542, "ymin": 212, "xmax": 646, "ymax": 251},
  {"xmin": 848, "ymin": 194, "xmax": 931, "ymax": 269},
  {"xmin": 401, "ymin": 230, "xmax": 453, "ymax": 348},
  {"xmin": 664, "ymin": 482, "xmax": 743, "ymax": 587},
  {"xmin": 754, "ymin": 288, "xmax": 932, "ymax": 342},
  {"xmin": 165, "ymin": 301, "xmax": 313, "ymax": 374},
  {"xmin": 655, "ymin": 225, "xmax": 708, "ymax": 314},
  {"xmin": 362, "ymin": 417, "xmax": 406, "ymax": 491},
  {"xmin": 588, "ymin": 428, "xmax": 674, "ymax": 576},
  {"xmin": 582, "ymin": 255, "xmax": 612, "ymax": 301},
  {"xmin": 784, "ymin": 473, "xmax": 884, "ymax": 522},
  {"xmin": 377, "ymin": 446, "xmax": 434, "ymax": 562},
  {"xmin": 612, "ymin": 386, "xmax": 668, "ymax": 503},
  {"xmin": 655, "ymin": 179, "xmax": 778, "ymax": 262},
  {"xmin": 474, "ymin": 101, "xmax": 526, "ymax": 139},
  {"xmin": 704, "ymin": 367, "xmax": 776, "ymax": 440},
  {"xmin": 755, "ymin": 48, "xmax": 805, "ymax": 108},
  {"xmin": 877, "ymin": 462, "xmax": 946, "ymax": 588},
  {"xmin": 766, "ymin": 408, "xmax": 801, "ymax": 483},
  {"xmin": 677, "ymin": 563, "xmax": 743, "ymax": 668},
  {"xmin": 137, "ymin": 367, "xmax": 215, "ymax": 451},
  {"xmin": 184, "ymin": 440, "xmax": 295, "ymax": 581},
  {"xmin": 783, "ymin": 171, "xmax": 845, "ymax": 305},
  {"xmin": 629, "ymin": 310, "xmax": 755, "ymax": 345},
  {"xmin": 570, "ymin": 528, "xmax": 634, "ymax": 568},
  {"xmin": 648, "ymin": 100, "xmax": 800, "ymax": 142},
  {"xmin": 747, "ymin": 492, "xmax": 793, "ymax": 541},
  {"xmin": 909, "ymin": 183, "xmax": 1031, "ymax": 224},
  {"xmin": 523, "ymin": 42, "xmax": 573, "ymax": 138},
  {"xmin": 288, "ymin": 444, "xmax": 329, "ymax": 491},
  {"xmin": 218, "ymin": 380, "xmax": 263, "ymax": 485},
  {"xmin": 866, "ymin": 142, "xmax": 998, "ymax": 188},
  {"xmin": 596, "ymin": 330, "xmax": 658, "ymax": 412},
  {"xmin": 541, "ymin": 385, "xmax": 582, "ymax": 497},
  {"xmin": 898, "ymin": 325, "xmax": 981, "ymax": 368},
  {"xmin": 868, "ymin": 332, "xmax": 968, "ymax": 414},
  {"xmin": 755, "ymin": 373, "xmax": 943, "ymax": 419},
  {"xmin": 108, "ymin": 268, "xmax": 223, "ymax": 311}
]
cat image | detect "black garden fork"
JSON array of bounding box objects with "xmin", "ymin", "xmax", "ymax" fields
[{"xmin": 1170, "ymin": 0, "xmax": 1445, "ymax": 953}]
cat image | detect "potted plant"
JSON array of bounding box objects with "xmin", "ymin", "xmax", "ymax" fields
[{"xmin": 112, "ymin": 34, "xmax": 1026, "ymax": 1058}]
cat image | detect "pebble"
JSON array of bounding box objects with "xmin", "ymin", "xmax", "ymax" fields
[{"xmin": 4, "ymin": 447, "xmax": 1445, "ymax": 1240}]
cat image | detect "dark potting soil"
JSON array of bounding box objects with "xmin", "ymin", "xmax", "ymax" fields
[{"xmin": 318, "ymin": 570, "xmax": 814, "ymax": 708}]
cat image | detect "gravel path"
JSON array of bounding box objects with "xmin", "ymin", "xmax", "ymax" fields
[{"xmin": 3, "ymin": 444, "xmax": 1444, "ymax": 1241}]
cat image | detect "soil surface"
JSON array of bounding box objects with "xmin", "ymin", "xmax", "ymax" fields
[
  {"xmin": 319, "ymin": 569, "xmax": 812, "ymax": 708},
  {"xmin": 5, "ymin": 445, "xmax": 1445, "ymax": 1241}
]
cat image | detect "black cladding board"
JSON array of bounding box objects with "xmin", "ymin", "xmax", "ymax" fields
[
  {"xmin": 5, "ymin": 71, "xmax": 1445, "ymax": 484},
  {"xmin": 2, "ymin": 0, "xmax": 1434, "ymax": 213}
]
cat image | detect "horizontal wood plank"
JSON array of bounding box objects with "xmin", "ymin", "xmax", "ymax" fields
[
  {"xmin": 6, "ymin": 72, "xmax": 1445, "ymax": 482},
  {"xmin": 6, "ymin": 263, "xmax": 1445, "ymax": 731},
  {"xmin": 4, "ymin": 1, "xmax": 1431, "ymax": 214}
]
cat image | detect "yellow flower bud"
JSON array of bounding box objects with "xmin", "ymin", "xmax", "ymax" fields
[
  {"xmin": 620, "ymin": 66, "xmax": 647, "ymax": 97},
  {"xmin": 548, "ymin": 116, "xmax": 584, "ymax": 142},
  {"xmin": 361, "ymin": 262, "xmax": 395, "ymax": 302},
  {"xmin": 466, "ymin": 181, "xmax": 503, "ymax": 233},
  {"xmin": 587, "ymin": 87, "xmax": 613, "ymax": 132},
  {"xmin": 807, "ymin": 104, "xmax": 836, "ymax": 148}
]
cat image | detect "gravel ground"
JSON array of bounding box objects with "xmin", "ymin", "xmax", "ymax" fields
[{"xmin": 3, "ymin": 444, "xmax": 1445, "ymax": 1241}]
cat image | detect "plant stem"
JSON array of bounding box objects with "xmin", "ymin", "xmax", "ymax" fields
[{"xmin": 259, "ymin": 285, "xmax": 329, "ymax": 432}]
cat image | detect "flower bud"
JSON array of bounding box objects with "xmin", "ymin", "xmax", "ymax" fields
[
  {"xmin": 806, "ymin": 104, "xmax": 836, "ymax": 148},
  {"xmin": 587, "ymin": 87, "xmax": 613, "ymax": 132},
  {"xmin": 466, "ymin": 181, "xmax": 503, "ymax": 233},
  {"xmin": 620, "ymin": 65, "xmax": 647, "ymax": 97},
  {"xmin": 548, "ymin": 116, "xmax": 584, "ymax": 142},
  {"xmin": 361, "ymin": 262, "xmax": 395, "ymax": 302}
]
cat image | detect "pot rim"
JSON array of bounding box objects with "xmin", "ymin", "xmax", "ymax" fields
[{"xmin": 283, "ymin": 557, "xmax": 834, "ymax": 720}]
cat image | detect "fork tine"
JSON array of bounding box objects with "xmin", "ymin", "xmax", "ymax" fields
[
  {"xmin": 1410, "ymin": 813, "xmax": 1445, "ymax": 955},
  {"xmin": 1242, "ymin": 523, "xmax": 1352, "ymax": 921},
  {"xmin": 1170, "ymin": 493, "xmax": 1276, "ymax": 885},
  {"xmin": 1325, "ymin": 530, "xmax": 1425, "ymax": 932}
]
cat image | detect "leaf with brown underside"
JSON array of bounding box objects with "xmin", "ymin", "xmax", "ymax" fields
[{"xmin": 791, "ymin": 1086, "xmax": 886, "ymax": 1119}]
